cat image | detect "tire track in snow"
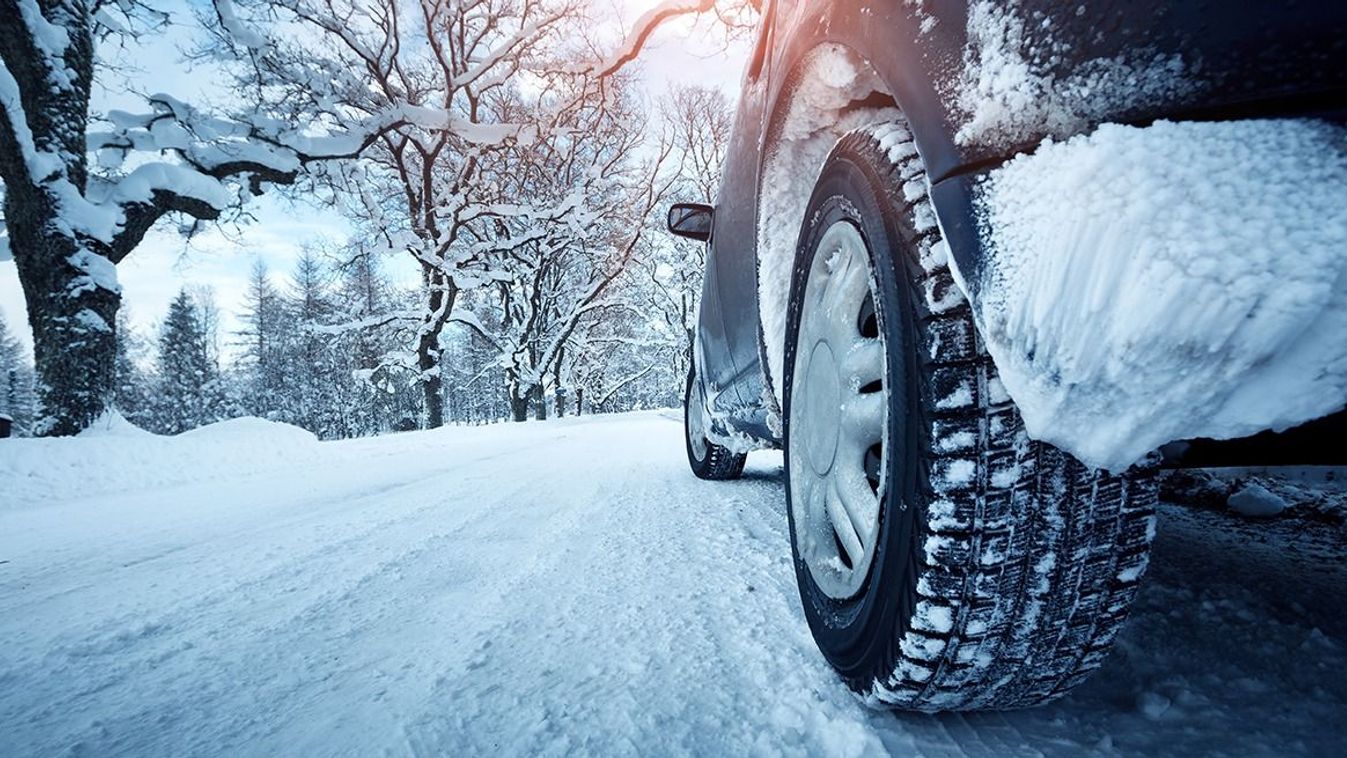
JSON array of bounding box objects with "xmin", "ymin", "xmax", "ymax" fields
[
  {"xmin": 399, "ymin": 441, "xmax": 893, "ymax": 756},
  {"xmin": 0, "ymin": 434, "xmax": 569, "ymax": 755}
]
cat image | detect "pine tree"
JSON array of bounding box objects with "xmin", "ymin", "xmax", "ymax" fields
[
  {"xmin": 152, "ymin": 290, "xmax": 218, "ymax": 434},
  {"xmin": 285, "ymin": 251, "xmax": 341, "ymax": 436},
  {"xmin": 335, "ymin": 251, "xmax": 403, "ymax": 436},
  {"xmin": 113, "ymin": 308, "xmax": 153, "ymax": 428},
  {"xmin": 237, "ymin": 260, "xmax": 287, "ymax": 419},
  {"xmin": 0, "ymin": 311, "xmax": 38, "ymax": 436},
  {"xmin": 186, "ymin": 287, "xmax": 233, "ymax": 422}
]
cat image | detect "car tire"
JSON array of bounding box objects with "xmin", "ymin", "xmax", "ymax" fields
[
  {"xmin": 782, "ymin": 125, "xmax": 1158, "ymax": 711},
  {"xmin": 685, "ymin": 368, "xmax": 747, "ymax": 480}
]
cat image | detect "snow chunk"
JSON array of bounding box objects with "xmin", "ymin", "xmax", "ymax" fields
[
  {"xmin": 1116, "ymin": 563, "xmax": 1146, "ymax": 583},
  {"xmin": 1138, "ymin": 691, "xmax": 1173, "ymax": 720},
  {"xmin": 67, "ymin": 250, "xmax": 121, "ymax": 295},
  {"xmin": 108, "ymin": 163, "xmax": 232, "ymax": 211},
  {"xmin": 72, "ymin": 309, "xmax": 111, "ymax": 333},
  {"xmin": 912, "ymin": 601, "xmax": 955, "ymax": 634},
  {"xmin": 937, "ymin": 459, "xmax": 975, "ymax": 487},
  {"xmin": 0, "ymin": 59, "xmax": 63, "ymax": 180},
  {"xmin": 17, "ymin": 0, "xmax": 71, "ymax": 58},
  {"xmin": 975, "ymin": 119, "xmax": 1347, "ymax": 471},
  {"xmin": 213, "ymin": 0, "xmax": 268, "ymax": 50},
  {"xmin": 1227, "ymin": 482, "xmax": 1290, "ymax": 518}
]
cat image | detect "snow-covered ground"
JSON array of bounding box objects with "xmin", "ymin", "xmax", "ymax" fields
[{"xmin": 1, "ymin": 412, "xmax": 1344, "ymax": 756}]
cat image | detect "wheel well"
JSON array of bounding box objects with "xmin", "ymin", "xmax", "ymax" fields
[{"xmin": 755, "ymin": 43, "xmax": 903, "ymax": 412}]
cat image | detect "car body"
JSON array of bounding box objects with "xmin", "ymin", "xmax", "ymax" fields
[{"xmin": 688, "ymin": 0, "xmax": 1347, "ymax": 459}]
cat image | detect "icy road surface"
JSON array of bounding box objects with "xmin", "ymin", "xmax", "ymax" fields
[{"xmin": 1, "ymin": 411, "xmax": 1344, "ymax": 756}]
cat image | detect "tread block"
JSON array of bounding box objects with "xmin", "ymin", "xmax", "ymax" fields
[
  {"xmin": 931, "ymin": 366, "xmax": 978, "ymax": 411},
  {"xmin": 924, "ymin": 314, "xmax": 978, "ymax": 364}
]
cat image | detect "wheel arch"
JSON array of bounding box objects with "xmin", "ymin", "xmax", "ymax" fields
[{"xmin": 753, "ymin": 22, "xmax": 969, "ymax": 411}]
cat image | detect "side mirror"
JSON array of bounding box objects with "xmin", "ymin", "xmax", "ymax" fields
[{"xmin": 667, "ymin": 203, "xmax": 714, "ymax": 242}]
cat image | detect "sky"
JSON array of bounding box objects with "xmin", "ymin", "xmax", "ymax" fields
[{"xmin": 0, "ymin": 1, "xmax": 750, "ymax": 361}]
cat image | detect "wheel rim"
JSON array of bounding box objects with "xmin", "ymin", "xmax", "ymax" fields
[
  {"xmin": 687, "ymin": 376, "xmax": 710, "ymax": 461},
  {"xmin": 790, "ymin": 220, "xmax": 888, "ymax": 600}
]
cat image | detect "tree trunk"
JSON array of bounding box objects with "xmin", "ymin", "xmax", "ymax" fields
[
  {"xmin": 509, "ymin": 389, "xmax": 528, "ymax": 422},
  {"xmin": 575, "ymin": 387, "xmax": 583, "ymax": 416},
  {"xmin": 417, "ymin": 331, "xmax": 443, "ymax": 429},
  {"xmin": 416, "ymin": 273, "xmax": 456, "ymax": 429},
  {"xmin": 553, "ymin": 347, "xmax": 565, "ymax": 418},
  {"xmin": 7, "ymin": 212, "xmax": 120, "ymax": 436},
  {"xmin": 1, "ymin": 6, "xmax": 110, "ymax": 435},
  {"xmin": 532, "ymin": 383, "xmax": 546, "ymax": 421},
  {"xmin": 420, "ymin": 370, "xmax": 443, "ymax": 429}
]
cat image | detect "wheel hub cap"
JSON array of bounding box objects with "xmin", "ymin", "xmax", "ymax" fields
[
  {"xmin": 802, "ymin": 342, "xmax": 841, "ymax": 476},
  {"xmin": 687, "ymin": 378, "xmax": 709, "ymax": 461},
  {"xmin": 789, "ymin": 220, "xmax": 888, "ymax": 600}
]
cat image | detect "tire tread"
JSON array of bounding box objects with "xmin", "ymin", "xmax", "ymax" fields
[{"xmin": 829, "ymin": 128, "xmax": 1159, "ymax": 711}]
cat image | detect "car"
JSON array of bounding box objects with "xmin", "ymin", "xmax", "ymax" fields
[{"xmin": 667, "ymin": 0, "xmax": 1347, "ymax": 711}]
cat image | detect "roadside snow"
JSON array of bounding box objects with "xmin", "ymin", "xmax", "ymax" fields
[
  {"xmin": 975, "ymin": 119, "xmax": 1347, "ymax": 471},
  {"xmin": 1164, "ymin": 466, "xmax": 1347, "ymax": 526},
  {"xmin": 2, "ymin": 412, "xmax": 1343, "ymax": 755},
  {"xmin": 2, "ymin": 413, "xmax": 319, "ymax": 505}
]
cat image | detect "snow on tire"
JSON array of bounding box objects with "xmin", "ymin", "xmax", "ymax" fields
[
  {"xmin": 782, "ymin": 125, "xmax": 1158, "ymax": 711},
  {"xmin": 684, "ymin": 368, "xmax": 747, "ymax": 481}
]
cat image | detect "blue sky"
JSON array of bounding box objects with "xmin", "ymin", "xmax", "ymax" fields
[{"xmin": 0, "ymin": 2, "xmax": 748, "ymax": 359}]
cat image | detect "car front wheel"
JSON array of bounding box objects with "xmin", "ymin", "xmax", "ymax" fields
[{"xmin": 783, "ymin": 125, "xmax": 1157, "ymax": 710}]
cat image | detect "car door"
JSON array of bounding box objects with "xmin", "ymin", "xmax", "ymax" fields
[{"xmin": 699, "ymin": 1, "xmax": 779, "ymax": 426}]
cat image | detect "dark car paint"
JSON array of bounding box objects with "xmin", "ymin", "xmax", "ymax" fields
[{"xmin": 695, "ymin": 0, "xmax": 1347, "ymax": 445}]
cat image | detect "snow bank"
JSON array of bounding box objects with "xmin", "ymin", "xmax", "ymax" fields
[
  {"xmin": 2, "ymin": 413, "xmax": 319, "ymax": 505},
  {"xmin": 1165, "ymin": 466, "xmax": 1347, "ymax": 525},
  {"xmin": 974, "ymin": 119, "xmax": 1347, "ymax": 471}
]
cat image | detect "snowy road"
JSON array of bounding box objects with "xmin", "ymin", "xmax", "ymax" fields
[{"xmin": 2, "ymin": 412, "xmax": 1344, "ymax": 756}]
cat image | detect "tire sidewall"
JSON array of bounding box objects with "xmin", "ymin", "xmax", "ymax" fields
[{"xmin": 784, "ymin": 149, "xmax": 926, "ymax": 682}]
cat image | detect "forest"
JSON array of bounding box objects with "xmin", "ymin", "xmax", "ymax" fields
[{"xmin": 0, "ymin": 0, "xmax": 740, "ymax": 437}]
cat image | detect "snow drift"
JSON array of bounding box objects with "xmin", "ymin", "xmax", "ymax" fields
[
  {"xmin": 2, "ymin": 412, "xmax": 319, "ymax": 504},
  {"xmin": 973, "ymin": 119, "xmax": 1347, "ymax": 471}
]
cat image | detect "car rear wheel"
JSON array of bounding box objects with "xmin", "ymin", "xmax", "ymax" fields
[
  {"xmin": 685, "ymin": 367, "xmax": 747, "ymax": 480},
  {"xmin": 783, "ymin": 125, "xmax": 1158, "ymax": 710}
]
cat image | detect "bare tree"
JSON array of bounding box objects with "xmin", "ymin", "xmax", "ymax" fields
[
  {"xmin": 464, "ymin": 78, "xmax": 678, "ymax": 421},
  {"xmin": 635, "ymin": 84, "xmax": 733, "ymax": 381}
]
